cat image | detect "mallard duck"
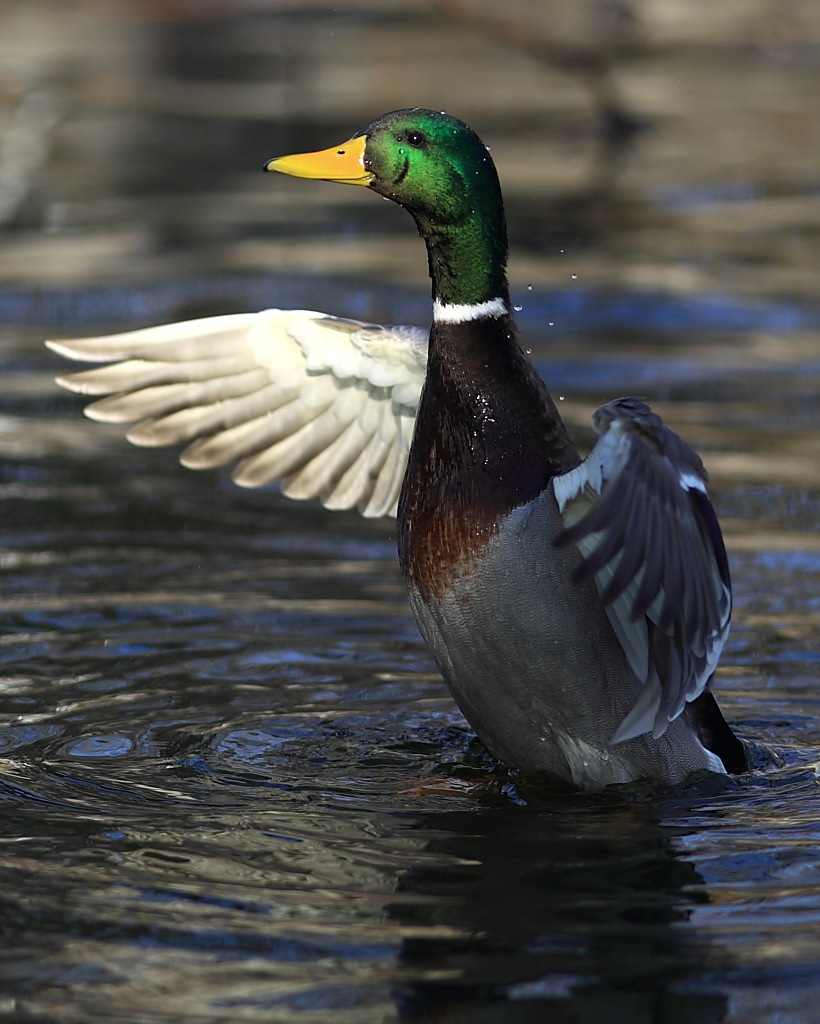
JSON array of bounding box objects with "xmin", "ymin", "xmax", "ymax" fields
[{"xmin": 48, "ymin": 108, "xmax": 747, "ymax": 788}]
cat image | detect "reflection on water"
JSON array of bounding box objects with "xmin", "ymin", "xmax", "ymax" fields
[
  {"xmin": 390, "ymin": 799, "xmax": 733, "ymax": 1024},
  {"xmin": 0, "ymin": 2, "xmax": 819, "ymax": 1022}
]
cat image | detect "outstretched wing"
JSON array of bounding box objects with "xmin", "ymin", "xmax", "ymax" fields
[
  {"xmin": 47, "ymin": 309, "xmax": 428, "ymax": 518},
  {"xmin": 553, "ymin": 397, "xmax": 731, "ymax": 744}
]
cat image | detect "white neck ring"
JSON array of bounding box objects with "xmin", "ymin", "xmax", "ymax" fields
[{"xmin": 433, "ymin": 297, "xmax": 507, "ymax": 324}]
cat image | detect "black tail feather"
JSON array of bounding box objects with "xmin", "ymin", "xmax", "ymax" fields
[{"xmin": 686, "ymin": 690, "xmax": 747, "ymax": 774}]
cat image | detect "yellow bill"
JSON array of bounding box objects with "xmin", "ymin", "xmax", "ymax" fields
[{"xmin": 264, "ymin": 135, "xmax": 371, "ymax": 186}]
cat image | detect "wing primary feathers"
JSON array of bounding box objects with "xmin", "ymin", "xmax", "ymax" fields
[{"xmin": 48, "ymin": 309, "xmax": 428, "ymax": 519}]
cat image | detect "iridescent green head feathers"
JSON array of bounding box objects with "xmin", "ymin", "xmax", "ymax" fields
[{"xmin": 268, "ymin": 108, "xmax": 510, "ymax": 309}]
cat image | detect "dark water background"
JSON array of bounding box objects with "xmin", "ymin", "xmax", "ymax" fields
[{"xmin": 0, "ymin": 2, "xmax": 819, "ymax": 1021}]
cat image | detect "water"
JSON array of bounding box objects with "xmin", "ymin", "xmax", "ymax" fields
[{"xmin": 1, "ymin": 3, "xmax": 820, "ymax": 1022}]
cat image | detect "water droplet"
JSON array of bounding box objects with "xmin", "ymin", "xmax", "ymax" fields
[
  {"xmin": 571, "ymin": 273, "xmax": 578, "ymax": 280},
  {"xmin": 513, "ymin": 304, "xmax": 522, "ymax": 312},
  {"xmin": 525, "ymin": 347, "xmax": 532, "ymax": 355},
  {"xmin": 548, "ymin": 321, "xmax": 554, "ymax": 327},
  {"xmin": 559, "ymin": 395, "xmax": 565, "ymax": 401},
  {"xmin": 526, "ymin": 283, "xmax": 533, "ymax": 291}
]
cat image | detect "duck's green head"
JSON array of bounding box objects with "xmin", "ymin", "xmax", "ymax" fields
[{"xmin": 266, "ymin": 109, "xmax": 509, "ymax": 309}]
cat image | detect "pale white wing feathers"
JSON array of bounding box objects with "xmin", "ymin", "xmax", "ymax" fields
[
  {"xmin": 47, "ymin": 309, "xmax": 428, "ymax": 518},
  {"xmin": 553, "ymin": 397, "xmax": 732, "ymax": 745}
]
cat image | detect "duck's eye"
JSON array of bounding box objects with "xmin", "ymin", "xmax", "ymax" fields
[{"xmin": 406, "ymin": 131, "xmax": 427, "ymax": 148}]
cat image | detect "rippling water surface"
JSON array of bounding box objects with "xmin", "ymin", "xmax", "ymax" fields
[
  {"xmin": 1, "ymin": 316, "xmax": 818, "ymax": 1024},
  {"xmin": 1, "ymin": 3, "xmax": 819, "ymax": 1022}
]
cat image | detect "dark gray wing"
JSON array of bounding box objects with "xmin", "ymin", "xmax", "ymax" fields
[{"xmin": 552, "ymin": 397, "xmax": 731, "ymax": 743}]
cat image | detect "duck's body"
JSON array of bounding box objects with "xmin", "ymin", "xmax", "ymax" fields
[
  {"xmin": 397, "ymin": 308, "xmax": 730, "ymax": 786},
  {"xmin": 49, "ymin": 108, "xmax": 746, "ymax": 788}
]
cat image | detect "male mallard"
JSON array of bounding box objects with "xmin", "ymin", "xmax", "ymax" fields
[{"xmin": 48, "ymin": 108, "xmax": 746, "ymax": 788}]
